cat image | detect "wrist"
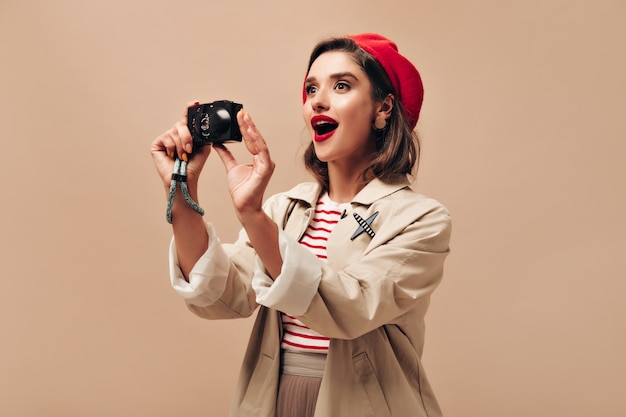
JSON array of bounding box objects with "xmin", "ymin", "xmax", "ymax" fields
[
  {"xmin": 164, "ymin": 178, "xmax": 199, "ymax": 198},
  {"xmin": 237, "ymin": 208, "xmax": 266, "ymax": 226},
  {"xmin": 162, "ymin": 155, "xmax": 205, "ymax": 225}
]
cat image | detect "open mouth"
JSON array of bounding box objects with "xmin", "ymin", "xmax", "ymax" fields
[
  {"xmin": 312, "ymin": 116, "xmax": 338, "ymax": 142},
  {"xmin": 314, "ymin": 121, "xmax": 338, "ymax": 136}
]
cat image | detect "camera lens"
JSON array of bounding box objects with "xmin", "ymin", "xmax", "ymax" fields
[
  {"xmin": 200, "ymin": 114, "xmax": 210, "ymax": 136},
  {"xmin": 210, "ymin": 108, "xmax": 231, "ymax": 134},
  {"xmin": 198, "ymin": 108, "xmax": 230, "ymax": 138}
]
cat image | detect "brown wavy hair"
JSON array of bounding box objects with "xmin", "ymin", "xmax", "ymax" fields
[{"xmin": 303, "ymin": 36, "xmax": 420, "ymax": 192}]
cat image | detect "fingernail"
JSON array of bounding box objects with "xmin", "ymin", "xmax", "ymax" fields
[
  {"xmin": 167, "ymin": 150, "xmax": 174, "ymax": 159},
  {"xmin": 181, "ymin": 152, "xmax": 188, "ymax": 162},
  {"xmin": 185, "ymin": 143, "xmax": 192, "ymax": 153}
]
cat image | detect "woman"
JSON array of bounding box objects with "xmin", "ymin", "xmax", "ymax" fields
[{"xmin": 151, "ymin": 33, "xmax": 451, "ymax": 417}]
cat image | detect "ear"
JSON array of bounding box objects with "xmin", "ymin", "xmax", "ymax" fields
[{"xmin": 374, "ymin": 93, "xmax": 394, "ymax": 121}]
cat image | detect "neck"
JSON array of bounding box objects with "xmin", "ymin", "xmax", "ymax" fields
[{"xmin": 326, "ymin": 162, "xmax": 370, "ymax": 203}]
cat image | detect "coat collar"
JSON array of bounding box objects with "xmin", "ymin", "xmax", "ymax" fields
[
  {"xmin": 352, "ymin": 177, "xmax": 411, "ymax": 205},
  {"xmin": 285, "ymin": 177, "xmax": 411, "ymax": 207}
]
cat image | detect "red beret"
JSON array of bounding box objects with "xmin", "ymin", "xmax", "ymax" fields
[{"xmin": 348, "ymin": 33, "xmax": 424, "ymax": 129}]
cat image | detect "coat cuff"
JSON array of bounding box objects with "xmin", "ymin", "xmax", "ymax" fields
[
  {"xmin": 169, "ymin": 222, "xmax": 230, "ymax": 307},
  {"xmin": 252, "ymin": 228, "xmax": 321, "ymax": 315}
]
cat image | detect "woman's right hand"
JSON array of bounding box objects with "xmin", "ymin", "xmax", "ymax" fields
[
  {"xmin": 150, "ymin": 101, "xmax": 213, "ymax": 192},
  {"xmin": 151, "ymin": 101, "xmax": 212, "ymax": 278}
]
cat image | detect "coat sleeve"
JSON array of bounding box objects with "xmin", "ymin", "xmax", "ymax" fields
[
  {"xmin": 168, "ymin": 193, "xmax": 296, "ymax": 320},
  {"xmin": 253, "ymin": 198, "xmax": 451, "ymax": 340},
  {"xmin": 169, "ymin": 221, "xmax": 259, "ymax": 319}
]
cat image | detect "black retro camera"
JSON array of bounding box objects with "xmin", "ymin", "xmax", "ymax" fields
[{"xmin": 187, "ymin": 100, "xmax": 243, "ymax": 145}]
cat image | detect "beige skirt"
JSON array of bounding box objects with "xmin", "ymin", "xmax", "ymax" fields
[{"xmin": 276, "ymin": 352, "xmax": 326, "ymax": 417}]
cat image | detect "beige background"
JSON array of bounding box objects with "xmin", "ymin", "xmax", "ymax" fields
[{"xmin": 1, "ymin": 0, "xmax": 624, "ymax": 416}]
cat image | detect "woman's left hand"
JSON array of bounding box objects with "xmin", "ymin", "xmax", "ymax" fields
[{"xmin": 213, "ymin": 110, "xmax": 276, "ymax": 220}]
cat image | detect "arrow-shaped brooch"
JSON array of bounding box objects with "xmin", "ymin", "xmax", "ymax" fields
[{"xmin": 350, "ymin": 211, "xmax": 379, "ymax": 240}]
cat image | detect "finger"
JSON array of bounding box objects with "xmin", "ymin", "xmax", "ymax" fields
[
  {"xmin": 239, "ymin": 108, "xmax": 257, "ymax": 128},
  {"xmin": 213, "ymin": 143, "xmax": 239, "ymax": 173},
  {"xmin": 236, "ymin": 111, "xmax": 256, "ymax": 155},
  {"xmin": 174, "ymin": 120, "xmax": 193, "ymax": 159},
  {"xmin": 150, "ymin": 137, "xmax": 169, "ymax": 160},
  {"xmin": 238, "ymin": 111, "xmax": 269, "ymax": 156},
  {"xmin": 150, "ymin": 133, "xmax": 177, "ymax": 184},
  {"xmin": 178, "ymin": 101, "xmax": 199, "ymax": 157},
  {"xmin": 237, "ymin": 109, "xmax": 258, "ymax": 136},
  {"xmin": 235, "ymin": 111, "xmax": 275, "ymax": 179},
  {"xmin": 154, "ymin": 130, "xmax": 179, "ymax": 159},
  {"xmin": 160, "ymin": 125, "xmax": 185, "ymax": 161}
]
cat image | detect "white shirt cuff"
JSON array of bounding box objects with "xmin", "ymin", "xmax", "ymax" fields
[
  {"xmin": 169, "ymin": 222, "xmax": 230, "ymax": 307},
  {"xmin": 252, "ymin": 228, "xmax": 321, "ymax": 315}
]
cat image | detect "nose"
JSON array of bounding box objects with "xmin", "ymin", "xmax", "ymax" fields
[{"xmin": 310, "ymin": 89, "xmax": 329, "ymax": 112}]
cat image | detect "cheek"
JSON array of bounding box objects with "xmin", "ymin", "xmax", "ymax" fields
[
  {"xmin": 339, "ymin": 96, "xmax": 375, "ymax": 123},
  {"xmin": 346, "ymin": 106, "xmax": 374, "ymax": 134}
]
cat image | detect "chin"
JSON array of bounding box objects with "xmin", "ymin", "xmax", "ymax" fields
[
  {"xmin": 312, "ymin": 144, "xmax": 331, "ymax": 163},
  {"xmin": 313, "ymin": 152, "xmax": 330, "ymax": 163}
]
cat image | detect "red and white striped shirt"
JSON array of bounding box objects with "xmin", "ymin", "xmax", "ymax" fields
[{"xmin": 280, "ymin": 193, "xmax": 350, "ymax": 353}]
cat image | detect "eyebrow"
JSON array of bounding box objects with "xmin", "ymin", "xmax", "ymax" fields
[{"xmin": 305, "ymin": 72, "xmax": 359, "ymax": 84}]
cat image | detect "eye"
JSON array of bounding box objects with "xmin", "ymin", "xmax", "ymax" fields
[
  {"xmin": 305, "ymin": 85, "xmax": 318, "ymax": 96},
  {"xmin": 334, "ymin": 81, "xmax": 351, "ymax": 92}
]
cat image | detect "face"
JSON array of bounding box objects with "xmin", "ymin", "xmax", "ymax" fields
[{"xmin": 303, "ymin": 51, "xmax": 379, "ymax": 167}]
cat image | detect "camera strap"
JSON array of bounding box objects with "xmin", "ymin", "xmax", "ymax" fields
[{"xmin": 166, "ymin": 157, "xmax": 205, "ymax": 224}]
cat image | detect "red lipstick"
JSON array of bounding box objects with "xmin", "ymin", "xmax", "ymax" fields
[{"xmin": 311, "ymin": 115, "xmax": 338, "ymax": 142}]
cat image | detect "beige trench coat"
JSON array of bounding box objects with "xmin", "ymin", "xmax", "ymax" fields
[{"xmin": 185, "ymin": 178, "xmax": 451, "ymax": 417}]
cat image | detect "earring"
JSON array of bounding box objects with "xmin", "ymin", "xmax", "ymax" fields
[
  {"xmin": 373, "ymin": 117, "xmax": 388, "ymax": 145},
  {"xmin": 374, "ymin": 117, "xmax": 387, "ymax": 131}
]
